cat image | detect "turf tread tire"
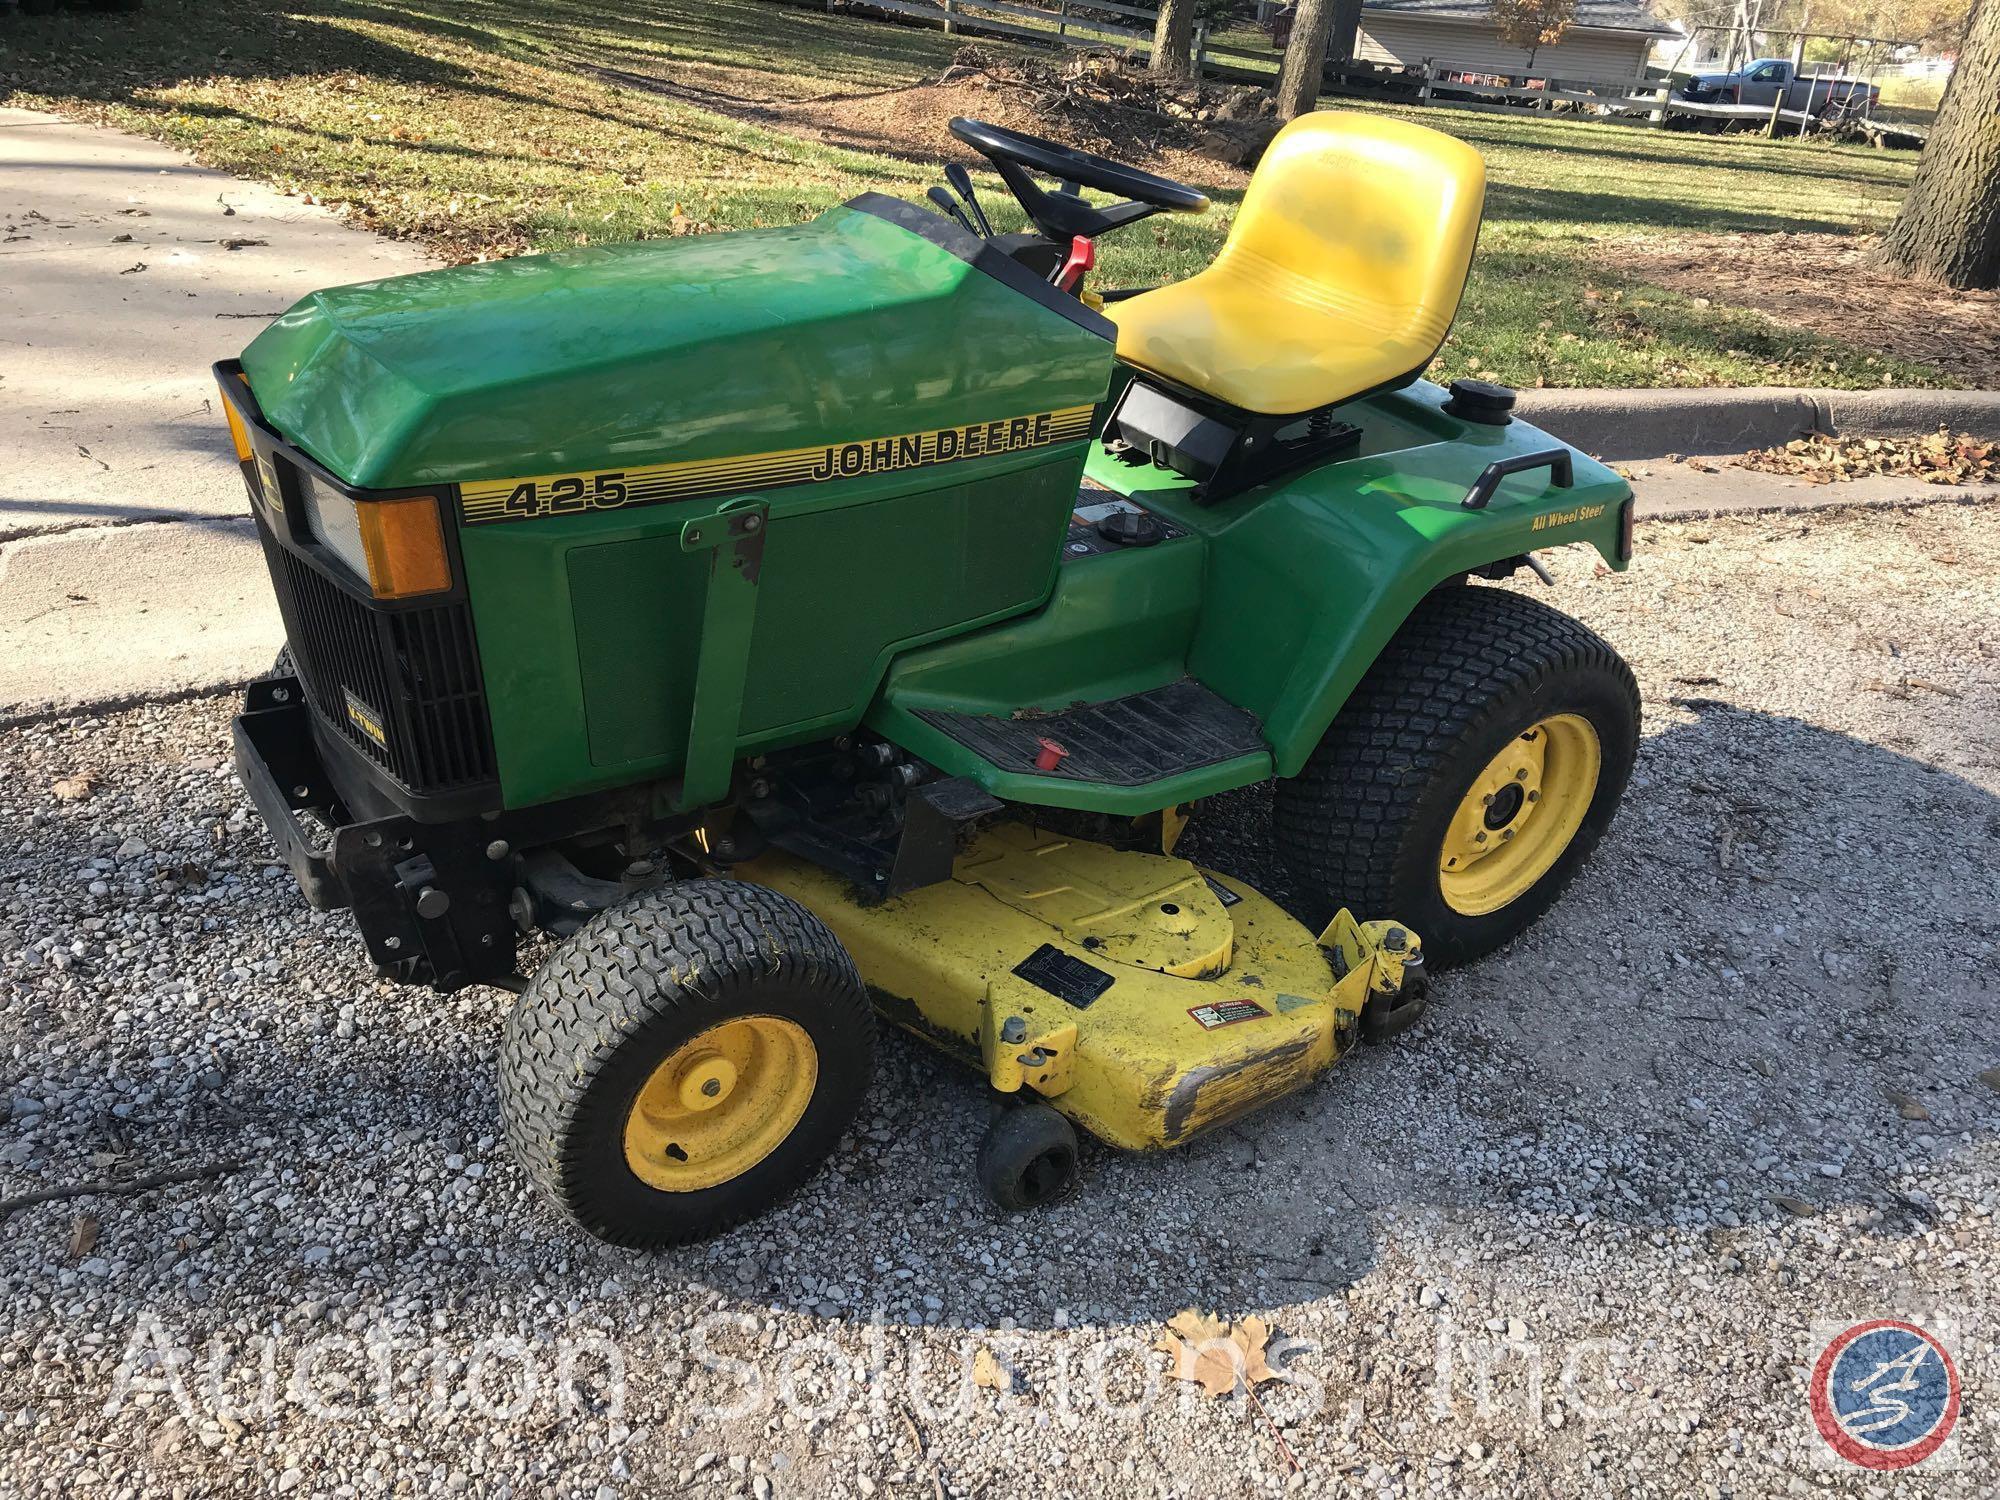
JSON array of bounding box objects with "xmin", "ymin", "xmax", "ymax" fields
[
  {"xmin": 1273, "ymin": 585, "xmax": 1639, "ymax": 969},
  {"xmin": 500, "ymin": 879, "xmax": 872, "ymax": 1248}
]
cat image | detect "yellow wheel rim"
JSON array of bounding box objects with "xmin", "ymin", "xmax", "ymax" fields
[
  {"xmin": 622, "ymin": 1017, "xmax": 817, "ymax": 1192},
  {"xmin": 1438, "ymin": 713, "xmax": 1601, "ymax": 917}
]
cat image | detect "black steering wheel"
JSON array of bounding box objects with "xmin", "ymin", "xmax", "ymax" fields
[{"xmin": 948, "ymin": 117, "xmax": 1209, "ymax": 243}]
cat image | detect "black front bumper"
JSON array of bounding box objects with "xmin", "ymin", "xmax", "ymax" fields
[
  {"xmin": 235, "ymin": 677, "xmax": 694, "ymax": 993},
  {"xmin": 234, "ymin": 676, "xmax": 347, "ymax": 911},
  {"xmin": 234, "ymin": 675, "xmax": 525, "ymax": 991}
]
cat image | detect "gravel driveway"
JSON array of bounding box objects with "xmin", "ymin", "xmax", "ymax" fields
[{"xmin": 2, "ymin": 499, "xmax": 1995, "ymax": 1497}]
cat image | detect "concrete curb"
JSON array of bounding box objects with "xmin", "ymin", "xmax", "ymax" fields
[
  {"xmin": 1819, "ymin": 388, "xmax": 2000, "ymax": 440},
  {"xmin": 1635, "ymin": 485, "xmax": 1991, "ymax": 524},
  {"xmin": 1515, "ymin": 386, "xmax": 2000, "ymax": 461}
]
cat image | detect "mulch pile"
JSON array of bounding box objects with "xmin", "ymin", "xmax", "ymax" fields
[{"xmin": 759, "ymin": 47, "xmax": 1270, "ymax": 179}]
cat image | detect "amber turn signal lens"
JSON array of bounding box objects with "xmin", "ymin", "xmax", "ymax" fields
[
  {"xmin": 357, "ymin": 495, "xmax": 451, "ymax": 599},
  {"xmin": 219, "ymin": 383, "xmax": 255, "ymax": 463}
]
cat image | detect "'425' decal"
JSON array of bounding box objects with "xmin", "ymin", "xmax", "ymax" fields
[{"xmin": 501, "ymin": 472, "xmax": 629, "ymax": 518}]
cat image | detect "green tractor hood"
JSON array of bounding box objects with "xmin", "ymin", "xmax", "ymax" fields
[{"xmin": 238, "ymin": 199, "xmax": 1114, "ymax": 490}]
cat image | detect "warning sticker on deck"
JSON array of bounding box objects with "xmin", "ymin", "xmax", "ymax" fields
[{"xmin": 1187, "ymin": 998, "xmax": 1269, "ymax": 1030}]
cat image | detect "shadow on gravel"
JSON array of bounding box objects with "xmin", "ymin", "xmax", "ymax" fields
[
  {"xmin": 4, "ymin": 703, "xmax": 1994, "ymax": 1337},
  {"xmin": 1163, "ymin": 702, "xmax": 1999, "ymax": 1301}
]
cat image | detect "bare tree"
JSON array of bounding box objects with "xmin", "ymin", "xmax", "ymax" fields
[
  {"xmin": 1275, "ymin": 0, "xmax": 1336, "ymax": 116},
  {"xmin": 1876, "ymin": 0, "xmax": 2000, "ymax": 288},
  {"xmin": 1151, "ymin": 0, "xmax": 1198, "ymax": 77}
]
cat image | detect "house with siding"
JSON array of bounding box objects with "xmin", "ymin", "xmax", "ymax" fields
[{"xmin": 1354, "ymin": 0, "xmax": 1682, "ymax": 80}]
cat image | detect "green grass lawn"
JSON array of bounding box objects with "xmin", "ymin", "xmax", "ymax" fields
[{"xmin": 0, "ymin": 0, "xmax": 1943, "ymax": 387}]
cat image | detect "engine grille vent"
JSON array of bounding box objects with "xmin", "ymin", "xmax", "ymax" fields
[{"xmin": 271, "ymin": 544, "xmax": 496, "ymax": 793}]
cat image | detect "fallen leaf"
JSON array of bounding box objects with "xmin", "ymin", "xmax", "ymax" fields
[
  {"xmin": 972, "ymin": 1348, "xmax": 1014, "ymax": 1393},
  {"xmin": 1156, "ymin": 1308, "xmax": 1281, "ymax": 1399},
  {"xmin": 1773, "ymin": 1195, "xmax": 1818, "ymax": 1218},
  {"xmin": 51, "ymin": 774, "xmax": 96, "ymax": 803},
  {"xmin": 67, "ymin": 1215, "xmax": 100, "ymax": 1259}
]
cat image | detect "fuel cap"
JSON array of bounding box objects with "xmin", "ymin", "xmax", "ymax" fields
[
  {"xmin": 1096, "ymin": 509, "xmax": 1162, "ymax": 547},
  {"xmin": 1443, "ymin": 378, "xmax": 1516, "ymax": 426}
]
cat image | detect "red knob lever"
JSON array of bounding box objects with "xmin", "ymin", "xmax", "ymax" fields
[{"xmin": 1054, "ymin": 235, "xmax": 1095, "ymax": 294}]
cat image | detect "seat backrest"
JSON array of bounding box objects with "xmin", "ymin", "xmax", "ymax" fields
[{"xmin": 1222, "ymin": 112, "xmax": 1485, "ymax": 344}]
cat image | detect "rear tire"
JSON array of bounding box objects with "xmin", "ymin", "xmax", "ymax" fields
[
  {"xmin": 500, "ymin": 880, "xmax": 874, "ymax": 1247},
  {"xmin": 1274, "ymin": 585, "xmax": 1638, "ymax": 969},
  {"xmin": 977, "ymin": 1102, "xmax": 1079, "ymax": 1212}
]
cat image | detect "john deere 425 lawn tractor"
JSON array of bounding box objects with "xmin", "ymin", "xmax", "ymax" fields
[{"xmin": 220, "ymin": 112, "xmax": 1639, "ymax": 1248}]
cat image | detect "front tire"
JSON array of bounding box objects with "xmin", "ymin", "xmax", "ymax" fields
[
  {"xmin": 500, "ymin": 880, "xmax": 874, "ymax": 1248},
  {"xmin": 1274, "ymin": 585, "xmax": 1638, "ymax": 969}
]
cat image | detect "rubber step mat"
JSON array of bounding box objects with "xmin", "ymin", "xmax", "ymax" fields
[{"xmin": 912, "ymin": 679, "xmax": 1265, "ymax": 786}]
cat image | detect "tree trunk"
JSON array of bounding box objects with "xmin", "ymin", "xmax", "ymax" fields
[
  {"xmin": 1328, "ymin": 0, "xmax": 1366, "ymax": 65},
  {"xmin": 1876, "ymin": 0, "xmax": 2000, "ymax": 289},
  {"xmin": 1276, "ymin": 0, "xmax": 1337, "ymax": 118},
  {"xmin": 1151, "ymin": 0, "xmax": 1197, "ymax": 78}
]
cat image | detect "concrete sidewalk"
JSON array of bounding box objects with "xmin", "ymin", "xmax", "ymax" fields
[{"xmin": 0, "ymin": 107, "xmax": 432, "ymax": 719}]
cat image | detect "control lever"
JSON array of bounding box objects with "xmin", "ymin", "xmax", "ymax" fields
[
  {"xmin": 926, "ymin": 186, "xmax": 977, "ymax": 235},
  {"xmin": 1053, "ymin": 234, "xmax": 1095, "ymax": 293},
  {"xmin": 944, "ymin": 162, "xmax": 994, "ymax": 238}
]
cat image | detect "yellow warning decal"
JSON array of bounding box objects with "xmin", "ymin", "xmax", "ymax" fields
[
  {"xmin": 458, "ymin": 405, "xmax": 1097, "ymax": 526},
  {"xmin": 254, "ymin": 452, "xmax": 283, "ymax": 514},
  {"xmin": 343, "ymin": 688, "xmax": 388, "ymax": 750}
]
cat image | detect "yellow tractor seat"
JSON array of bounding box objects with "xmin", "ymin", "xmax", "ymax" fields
[{"xmin": 1106, "ymin": 112, "xmax": 1486, "ymax": 418}]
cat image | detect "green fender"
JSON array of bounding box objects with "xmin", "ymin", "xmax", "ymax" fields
[{"xmin": 1188, "ymin": 422, "xmax": 1633, "ymax": 779}]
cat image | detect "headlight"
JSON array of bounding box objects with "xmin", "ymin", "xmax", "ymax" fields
[{"xmin": 295, "ymin": 471, "xmax": 452, "ymax": 600}]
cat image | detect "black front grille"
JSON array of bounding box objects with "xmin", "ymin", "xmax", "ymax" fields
[{"xmin": 271, "ymin": 544, "xmax": 496, "ymax": 794}]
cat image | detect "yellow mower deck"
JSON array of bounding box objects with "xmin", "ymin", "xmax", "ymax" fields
[{"xmin": 740, "ymin": 823, "xmax": 1419, "ymax": 1150}]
